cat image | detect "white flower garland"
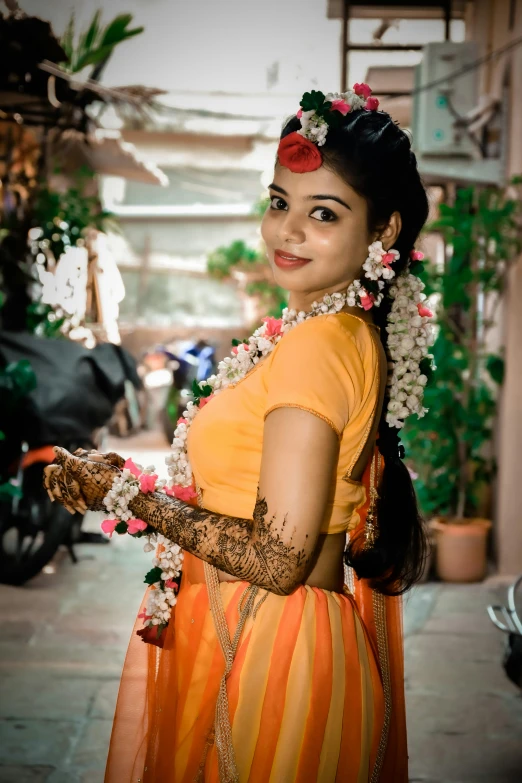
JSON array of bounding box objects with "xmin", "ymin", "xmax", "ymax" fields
[
  {"xmin": 385, "ymin": 274, "xmax": 434, "ymax": 428},
  {"xmin": 104, "ymin": 248, "xmax": 434, "ymax": 633}
]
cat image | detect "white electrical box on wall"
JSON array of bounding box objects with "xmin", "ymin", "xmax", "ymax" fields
[{"xmin": 414, "ymin": 42, "xmax": 479, "ymax": 157}]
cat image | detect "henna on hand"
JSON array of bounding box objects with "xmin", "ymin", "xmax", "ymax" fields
[
  {"xmin": 128, "ymin": 487, "xmax": 311, "ymax": 595},
  {"xmin": 43, "ymin": 447, "xmax": 121, "ymax": 512}
]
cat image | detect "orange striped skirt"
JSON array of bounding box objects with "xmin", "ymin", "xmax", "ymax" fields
[{"xmin": 104, "ymin": 550, "xmax": 407, "ymax": 783}]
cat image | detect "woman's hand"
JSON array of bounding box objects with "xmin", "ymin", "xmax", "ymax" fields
[{"xmin": 43, "ymin": 447, "xmax": 121, "ymax": 515}]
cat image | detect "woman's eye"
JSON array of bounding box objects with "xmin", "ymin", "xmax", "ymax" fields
[
  {"xmin": 310, "ymin": 207, "xmax": 337, "ymax": 223},
  {"xmin": 269, "ymin": 196, "xmax": 287, "ymax": 210},
  {"xmin": 268, "ymin": 196, "xmax": 337, "ymax": 223}
]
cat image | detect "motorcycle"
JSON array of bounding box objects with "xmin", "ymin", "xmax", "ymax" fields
[
  {"xmin": 487, "ymin": 574, "xmax": 522, "ymax": 690},
  {"xmin": 0, "ymin": 330, "xmax": 141, "ymax": 585}
]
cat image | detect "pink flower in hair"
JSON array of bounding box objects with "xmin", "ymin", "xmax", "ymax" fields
[
  {"xmin": 410, "ymin": 250, "xmax": 424, "ymax": 261},
  {"xmin": 365, "ymin": 97, "xmax": 379, "ymax": 111},
  {"xmin": 331, "ymin": 98, "xmax": 351, "ymax": 115},
  {"xmin": 353, "ymin": 83, "xmax": 372, "ymax": 100},
  {"xmin": 417, "ymin": 302, "xmax": 433, "ymax": 318},
  {"xmin": 359, "ymin": 290, "xmax": 375, "ymax": 311}
]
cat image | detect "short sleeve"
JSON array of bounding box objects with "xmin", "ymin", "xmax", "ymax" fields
[{"xmin": 264, "ymin": 315, "xmax": 365, "ymax": 437}]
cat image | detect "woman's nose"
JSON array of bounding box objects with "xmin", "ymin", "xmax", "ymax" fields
[{"xmin": 279, "ymin": 211, "xmax": 306, "ymax": 244}]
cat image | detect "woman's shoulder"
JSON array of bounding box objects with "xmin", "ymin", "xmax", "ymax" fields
[{"xmin": 273, "ymin": 312, "xmax": 378, "ymax": 356}]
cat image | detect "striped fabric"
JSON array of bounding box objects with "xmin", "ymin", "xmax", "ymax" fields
[{"xmin": 138, "ymin": 553, "xmax": 385, "ymax": 783}]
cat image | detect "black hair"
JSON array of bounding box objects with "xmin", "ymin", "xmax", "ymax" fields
[{"xmin": 279, "ymin": 109, "xmax": 430, "ymax": 595}]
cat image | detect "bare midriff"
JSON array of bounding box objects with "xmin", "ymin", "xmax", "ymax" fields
[{"xmin": 217, "ymin": 530, "xmax": 346, "ymax": 592}]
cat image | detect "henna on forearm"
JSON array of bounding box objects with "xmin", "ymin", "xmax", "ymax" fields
[{"xmin": 128, "ymin": 489, "xmax": 311, "ymax": 596}]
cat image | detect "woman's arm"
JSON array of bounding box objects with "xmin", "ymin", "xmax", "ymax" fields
[
  {"xmin": 44, "ymin": 409, "xmax": 339, "ymax": 595},
  {"xmin": 128, "ymin": 406, "xmax": 339, "ymax": 595}
]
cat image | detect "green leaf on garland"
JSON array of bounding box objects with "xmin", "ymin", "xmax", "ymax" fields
[
  {"xmin": 300, "ymin": 90, "xmax": 325, "ymax": 112},
  {"xmin": 115, "ymin": 521, "xmax": 128, "ymax": 535},
  {"xmin": 144, "ymin": 566, "xmax": 163, "ymax": 585}
]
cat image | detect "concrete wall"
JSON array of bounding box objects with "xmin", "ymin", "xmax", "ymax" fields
[{"xmin": 466, "ymin": 0, "xmax": 522, "ymax": 573}]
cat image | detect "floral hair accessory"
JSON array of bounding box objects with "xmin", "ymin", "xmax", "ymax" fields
[{"xmin": 278, "ymin": 84, "xmax": 379, "ymax": 173}]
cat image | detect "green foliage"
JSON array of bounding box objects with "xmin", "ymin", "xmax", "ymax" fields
[
  {"xmin": 402, "ymin": 183, "xmax": 522, "ymax": 520},
  {"xmin": 61, "ymin": 11, "xmax": 144, "ymax": 74},
  {"xmin": 207, "ymin": 240, "xmax": 261, "ymax": 280},
  {"xmin": 32, "ymin": 166, "xmax": 115, "ymax": 262},
  {"xmin": 0, "ymin": 360, "xmax": 37, "ymax": 496}
]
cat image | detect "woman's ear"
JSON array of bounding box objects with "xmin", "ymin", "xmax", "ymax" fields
[{"xmin": 379, "ymin": 211, "xmax": 402, "ymax": 249}]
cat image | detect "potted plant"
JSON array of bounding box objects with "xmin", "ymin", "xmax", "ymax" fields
[{"xmin": 402, "ymin": 179, "xmax": 522, "ymax": 582}]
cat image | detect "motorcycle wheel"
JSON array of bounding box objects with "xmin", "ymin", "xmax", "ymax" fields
[{"xmin": 0, "ymin": 492, "xmax": 78, "ymax": 587}]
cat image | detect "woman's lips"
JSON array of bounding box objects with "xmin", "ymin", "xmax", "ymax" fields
[{"xmin": 274, "ymin": 250, "xmax": 312, "ymax": 269}]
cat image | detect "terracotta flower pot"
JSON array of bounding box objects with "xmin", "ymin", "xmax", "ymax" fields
[{"xmin": 430, "ymin": 517, "xmax": 492, "ymax": 583}]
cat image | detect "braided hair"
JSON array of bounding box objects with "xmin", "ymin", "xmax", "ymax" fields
[{"xmin": 280, "ymin": 110, "xmax": 430, "ymax": 594}]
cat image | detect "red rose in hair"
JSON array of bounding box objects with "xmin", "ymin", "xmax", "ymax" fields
[
  {"xmin": 137, "ymin": 624, "xmax": 167, "ymax": 648},
  {"xmin": 277, "ymin": 132, "xmax": 323, "ymax": 173}
]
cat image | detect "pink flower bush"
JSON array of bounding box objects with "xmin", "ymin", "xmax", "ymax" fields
[
  {"xmin": 262, "ymin": 316, "xmax": 283, "ymax": 337},
  {"xmin": 127, "ymin": 518, "xmax": 148, "ymax": 535},
  {"xmin": 139, "ymin": 474, "xmax": 158, "ymax": 493},
  {"xmin": 353, "ymin": 83, "xmax": 372, "ymax": 100}
]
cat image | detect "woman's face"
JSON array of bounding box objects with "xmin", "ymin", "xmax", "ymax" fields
[{"xmin": 260, "ymin": 161, "xmax": 375, "ymax": 311}]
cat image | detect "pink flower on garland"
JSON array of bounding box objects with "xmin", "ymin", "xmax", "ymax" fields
[
  {"xmin": 417, "ymin": 302, "xmax": 433, "ymax": 318},
  {"xmin": 231, "ymin": 343, "xmax": 249, "ymax": 355},
  {"xmin": 101, "ymin": 518, "xmax": 119, "ymax": 537},
  {"xmin": 127, "ymin": 518, "xmax": 148, "ymax": 535},
  {"xmin": 359, "ymin": 290, "xmax": 375, "ymax": 311},
  {"xmin": 353, "ymin": 83, "xmax": 372, "ymax": 100},
  {"xmin": 296, "ymin": 108, "xmax": 303, "ymax": 118},
  {"xmin": 262, "ymin": 316, "xmax": 283, "ymax": 337},
  {"xmin": 138, "ymin": 608, "xmax": 152, "ymax": 622},
  {"xmin": 124, "ymin": 458, "xmax": 141, "ymax": 478},
  {"xmin": 410, "ymin": 250, "xmax": 424, "ymax": 261},
  {"xmin": 381, "ymin": 252, "xmax": 398, "ymax": 270},
  {"xmin": 365, "ymin": 97, "xmax": 379, "ymax": 111},
  {"xmin": 331, "ymin": 98, "xmax": 350, "ymax": 115},
  {"xmin": 198, "ymin": 394, "xmax": 214, "ymax": 409},
  {"xmin": 177, "ymin": 416, "xmax": 189, "ymax": 425},
  {"xmin": 164, "ymin": 578, "xmax": 179, "ymax": 589},
  {"xmin": 166, "ymin": 484, "xmax": 197, "ymax": 502},
  {"xmin": 139, "ymin": 473, "xmax": 158, "ymax": 493}
]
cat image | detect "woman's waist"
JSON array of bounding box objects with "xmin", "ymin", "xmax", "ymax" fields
[{"xmin": 182, "ymin": 532, "xmax": 347, "ymax": 593}]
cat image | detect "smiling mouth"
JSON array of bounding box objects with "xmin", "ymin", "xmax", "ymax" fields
[{"xmin": 274, "ymin": 250, "xmax": 312, "ymax": 269}]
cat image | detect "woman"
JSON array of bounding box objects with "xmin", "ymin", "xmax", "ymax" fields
[{"xmin": 44, "ymin": 84, "xmax": 431, "ymax": 783}]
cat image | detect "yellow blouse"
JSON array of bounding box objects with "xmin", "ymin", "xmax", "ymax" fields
[{"xmin": 187, "ymin": 313, "xmax": 381, "ymax": 534}]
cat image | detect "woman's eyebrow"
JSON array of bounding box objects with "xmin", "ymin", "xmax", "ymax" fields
[{"xmin": 268, "ymin": 182, "xmax": 351, "ymax": 211}]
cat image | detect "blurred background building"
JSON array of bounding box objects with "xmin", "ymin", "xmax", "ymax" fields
[{"xmin": 5, "ymin": 0, "xmax": 522, "ymax": 572}]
